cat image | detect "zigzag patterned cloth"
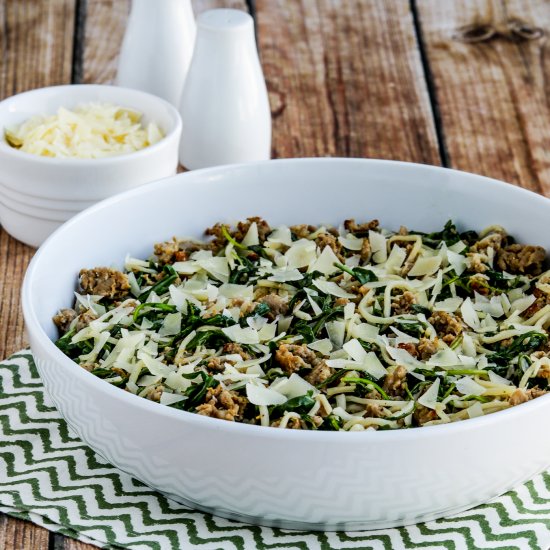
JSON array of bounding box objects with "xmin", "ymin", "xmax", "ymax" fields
[{"xmin": 1, "ymin": 351, "xmax": 550, "ymax": 550}]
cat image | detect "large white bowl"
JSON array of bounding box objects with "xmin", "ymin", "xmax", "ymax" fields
[
  {"xmin": 0, "ymin": 84, "xmax": 182, "ymax": 247},
  {"xmin": 22, "ymin": 159, "xmax": 550, "ymax": 530}
]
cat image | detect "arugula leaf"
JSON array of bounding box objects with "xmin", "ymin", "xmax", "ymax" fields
[
  {"xmin": 341, "ymin": 376, "xmax": 390, "ymax": 400},
  {"xmin": 411, "ymin": 304, "xmax": 432, "ymax": 316},
  {"xmin": 55, "ymin": 327, "xmax": 94, "ymax": 357},
  {"xmin": 90, "ymin": 368, "xmax": 113, "ymax": 378},
  {"xmin": 415, "ymin": 220, "xmax": 461, "ymax": 248},
  {"xmin": 178, "ymin": 371, "xmax": 219, "ymax": 410},
  {"xmin": 138, "ymin": 265, "xmax": 178, "ymax": 301},
  {"xmin": 333, "ymin": 262, "xmax": 378, "ymax": 284},
  {"xmin": 293, "ymin": 320, "xmax": 316, "ymax": 343},
  {"xmin": 239, "ymin": 302, "xmax": 271, "ymax": 327},
  {"xmin": 322, "ymin": 414, "xmax": 343, "ymax": 431},
  {"xmin": 229, "ymin": 255, "xmax": 258, "ymax": 284},
  {"xmin": 133, "ymin": 302, "xmax": 177, "ymax": 322},
  {"xmin": 185, "ymin": 329, "xmax": 229, "ymax": 351},
  {"xmin": 270, "ymin": 392, "xmax": 316, "ymax": 417},
  {"xmin": 488, "ymin": 331, "xmax": 548, "ymax": 367},
  {"xmin": 395, "ymin": 319, "xmax": 425, "ymax": 338},
  {"xmin": 55, "ymin": 328, "xmax": 77, "ymax": 353}
]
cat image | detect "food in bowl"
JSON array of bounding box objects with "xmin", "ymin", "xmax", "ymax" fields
[
  {"xmin": 4, "ymin": 102, "xmax": 164, "ymax": 158},
  {"xmin": 52, "ymin": 216, "xmax": 550, "ymax": 431}
]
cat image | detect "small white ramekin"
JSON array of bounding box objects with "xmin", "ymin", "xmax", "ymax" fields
[{"xmin": 0, "ymin": 84, "xmax": 182, "ymax": 247}]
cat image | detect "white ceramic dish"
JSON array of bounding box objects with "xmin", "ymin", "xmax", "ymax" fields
[
  {"xmin": 0, "ymin": 84, "xmax": 182, "ymax": 247},
  {"xmin": 22, "ymin": 158, "xmax": 550, "ymax": 530}
]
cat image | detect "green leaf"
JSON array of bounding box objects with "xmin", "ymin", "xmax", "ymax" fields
[
  {"xmin": 270, "ymin": 392, "xmax": 316, "ymax": 417},
  {"xmin": 333, "ymin": 262, "xmax": 378, "ymax": 285},
  {"xmin": 138, "ymin": 265, "xmax": 178, "ymax": 301},
  {"xmin": 411, "ymin": 304, "xmax": 432, "ymax": 316},
  {"xmin": 342, "ymin": 376, "xmax": 390, "ymax": 400},
  {"xmin": 415, "ymin": 220, "xmax": 461, "ymax": 248},
  {"xmin": 185, "ymin": 329, "xmax": 229, "ymax": 351},
  {"xmin": 133, "ymin": 302, "xmax": 177, "ymax": 322},
  {"xmin": 180, "ymin": 371, "xmax": 219, "ymax": 410}
]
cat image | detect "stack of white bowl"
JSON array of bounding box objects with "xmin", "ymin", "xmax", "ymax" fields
[{"xmin": 0, "ymin": 85, "xmax": 182, "ymax": 247}]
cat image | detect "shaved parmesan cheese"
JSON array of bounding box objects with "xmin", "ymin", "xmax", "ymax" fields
[
  {"xmin": 258, "ymin": 322, "xmax": 277, "ymax": 342},
  {"xmin": 343, "ymin": 338, "xmax": 367, "ymax": 362},
  {"xmin": 384, "ymin": 246, "xmax": 407, "ymax": 273},
  {"xmin": 511, "ymin": 294, "xmax": 536, "ymax": 315},
  {"xmin": 241, "ymin": 222, "xmax": 259, "ymax": 246},
  {"xmin": 408, "ymin": 256, "xmax": 442, "ymax": 277},
  {"xmin": 427, "ymin": 348, "xmax": 460, "ymax": 368},
  {"xmin": 326, "ymin": 320, "xmax": 346, "ymax": 349},
  {"xmin": 343, "ymin": 302, "xmax": 355, "ymax": 320},
  {"xmin": 246, "ymin": 383, "xmax": 287, "ymax": 406},
  {"xmin": 418, "ymin": 378, "xmax": 440, "ymax": 410},
  {"xmin": 159, "ymin": 312, "xmax": 182, "ymax": 337},
  {"xmin": 268, "ymin": 226, "xmax": 293, "ymax": 246},
  {"xmin": 308, "ymin": 245, "xmax": 340, "ymax": 275},
  {"xmin": 338, "ymin": 234, "xmax": 364, "ymax": 251},
  {"xmin": 362, "ymin": 352, "xmax": 387, "ymax": 379},
  {"xmin": 160, "ymin": 392, "xmax": 187, "ymax": 406},
  {"xmin": 447, "ymin": 250, "xmax": 467, "ymax": 276},
  {"xmin": 461, "ymin": 298, "xmax": 480, "ymax": 330},
  {"xmin": 267, "ymin": 268, "xmax": 304, "ymax": 282},
  {"xmin": 466, "ymin": 402, "xmax": 484, "ymax": 418},
  {"xmin": 139, "ymin": 354, "xmax": 175, "ymax": 377},
  {"xmin": 434, "ymin": 297, "xmax": 463, "ymax": 313},
  {"xmin": 218, "ymin": 283, "xmax": 254, "ymax": 300},
  {"xmin": 165, "ymin": 371, "xmax": 193, "ymax": 392},
  {"xmin": 351, "ymin": 322, "xmax": 379, "ymax": 340},
  {"xmin": 369, "ymin": 230, "xmax": 387, "ymax": 263},
  {"xmin": 222, "ymin": 325, "xmax": 260, "ymax": 344},
  {"xmin": 137, "ymin": 374, "xmax": 162, "ymax": 387},
  {"xmin": 6, "ymin": 103, "xmax": 163, "ymax": 158},
  {"xmin": 461, "ymin": 333, "xmax": 476, "ymax": 357},
  {"xmin": 313, "ymin": 280, "xmax": 355, "ymax": 299},
  {"xmin": 195, "ymin": 256, "xmax": 230, "ymax": 282},
  {"xmin": 172, "ymin": 261, "xmax": 200, "ymax": 275},
  {"xmin": 386, "ymin": 346, "xmax": 424, "ymax": 370},
  {"xmin": 488, "ymin": 370, "xmax": 512, "ymax": 386},
  {"xmin": 285, "ymin": 239, "xmax": 317, "ymax": 269},
  {"xmin": 308, "ymin": 338, "xmax": 333, "ymax": 355},
  {"xmin": 272, "ymin": 373, "xmax": 317, "ymax": 399},
  {"xmin": 455, "ymin": 377, "xmax": 485, "ymax": 396}
]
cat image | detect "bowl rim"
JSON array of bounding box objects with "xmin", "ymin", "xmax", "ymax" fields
[
  {"xmin": 22, "ymin": 157, "xmax": 550, "ymax": 442},
  {"xmin": 0, "ymin": 84, "xmax": 182, "ymax": 166}
]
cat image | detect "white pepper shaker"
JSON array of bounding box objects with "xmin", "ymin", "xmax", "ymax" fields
[
  {"xmin": 116, "ymin": 0, "xmax": 196, "ymax": 107},
  {"xmin": 178, "ymin": 9, "xmax": 271, "ymax": 169}
]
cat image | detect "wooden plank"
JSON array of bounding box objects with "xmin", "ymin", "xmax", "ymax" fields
[
  {"xmin": 0, "ymin": 515, "xmax": 50, "ymax": 549},
  {"xmin": 256, "ymin": 0, "xmax": 440, "ymax": 162},
  {"xmin": 0, "ymin": 0, "xmax": 76, "ymax": 96},
  {"xmin": 82, "ymin": 0, "xmax": 248, "ymax": 85},
  {"xmin": 0, "ymin": 0, "xmax": 76, "ymax": 547},
  {"xmin": 416, "ymin": 0, "xmax": 550, "ymax": 194},
  {"xmin": 0, "ymin": 0, "xmax": 77, "ymax": 359}
]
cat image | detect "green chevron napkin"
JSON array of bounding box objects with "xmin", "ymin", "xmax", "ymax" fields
[{"xmin": 1, "ymin": 351, "xmax": 550, "ymax": 550}]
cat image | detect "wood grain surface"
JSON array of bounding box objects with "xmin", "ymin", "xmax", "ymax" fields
[
  {"xmin": 257, "ymin": 0, "xmax": 440, "ymax": 162},
  {"xmin": 0, "ymin": 514, "xmax": 50, "ymax": 549},
  {"xmin": 0, "ymin": 2, "xmax": 77, "ymax": 545},
  {"xmin": 0, "ymin": 0, "xmax": 76, "ymax": 359},
  {"xmin": 416, "ymin": 0, "xmax": 550, "ymax": 194},
  {"xmin": 2, "ymin": 0, "xmax": 550, "ymax": 548},
  {"xmin": 82, "ymin": 0, "xmax": 247, "ymax": 85}
]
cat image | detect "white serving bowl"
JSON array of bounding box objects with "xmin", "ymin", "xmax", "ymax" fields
[
  {"xmin": 22, "ymin": 159, "xmax": 550, "ymax": 530},
  {"xmin": 0, "ymin": 84, "xmax": 182, "ymax": 247}
]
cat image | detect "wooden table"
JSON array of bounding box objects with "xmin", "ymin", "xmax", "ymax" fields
[{"xmin": 1, "ymin": 0, "xmax": 550, "ymax": 547}]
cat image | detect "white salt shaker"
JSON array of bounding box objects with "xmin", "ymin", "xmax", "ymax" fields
[
  {"xmin": 116, "ymin": 0, "xmax": 196, "ymax": 107},
  {"xmin": 178, "ymin": 9, "xmax": 271, "ymax": 169}
]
